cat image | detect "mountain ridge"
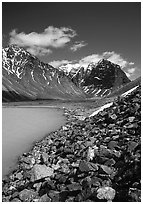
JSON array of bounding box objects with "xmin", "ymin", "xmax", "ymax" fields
[
  {"xmin": 58, "ymin": 59, "xmax": 131, "ymax": 97},
  {"xmin": 2, "ymin": 45, "xmax": 87, "ymax": 102},
  {"xmin": 2, "ymin": 44, "xmax": 133, "ymax": 102}
]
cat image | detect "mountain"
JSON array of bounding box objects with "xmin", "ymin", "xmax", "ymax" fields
[
  {"xmin": 2, "ymin": 45, "xmax": 132, "ymax": 102},
  {"xmin": 2, "ymin": 45, "xmax": 86, "ymax": 102},
  {"xmin": 107, "ymin": 76, "xmax": 141, "ymax": 98},
  {"xmin": 59, "ymin": 59, "xmax": 131, "ymax": 97}
]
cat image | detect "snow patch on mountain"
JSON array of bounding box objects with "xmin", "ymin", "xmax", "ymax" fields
[{"xmin": 2, "ymin": 45, "xmax": 86, "ymax": 101}]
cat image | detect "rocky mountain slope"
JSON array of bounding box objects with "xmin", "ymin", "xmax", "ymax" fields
[
  {"xmin": 2, "ymin": 45, "xmax": 86, "ymax": 102},
  {"xmin": 2, "ymin": 85, "xmax": 141, "ymax": 202},
  {"xmin": 108, "ymin": 76, "xmax": 141, "ymax": 98},
  {"xmin": 59, "ymin": 59, "xmax": 131, "ymax": 97}
]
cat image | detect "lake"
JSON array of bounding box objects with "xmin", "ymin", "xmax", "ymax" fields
[{"xmin": 2, "ymin": 107, "xmax": 65, "ymax": 177}]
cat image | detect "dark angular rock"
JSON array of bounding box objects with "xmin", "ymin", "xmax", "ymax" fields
[
  {"xmin": 38, "ymin": 194, "xmax": 51, "ymax": 202},
  {"xmin": 128, "ymin": 188, "xmax": 141, "ymax": 202},
  {"xmin": 41, "ymin": 152, "xmax": 49, "ymax": 164},
  {"xmin": 2, "ymin": 196, "xmax": 12, "ymax": 202},
  {"xmin": 67, "ymin": 182, "xmax": 82, "ymax": 191},
  {"xmin": 65, "ymin": 196, "xmax": 75, "ymax": 202},
  {"xmin": 100, "ymin": 165, "xmax": 114, "ymax": 175},
  {"xmin": 58, "ymin": 175, "xmax": 67, "ymax": 183},
  {"xmin": 99, "ymin": 145, "xmax": 112, "ymax": 157},
  {"xmin": 19, "ymin": 189, "xmax": 37, "ymax": 202},
  {"xmin": 11, "ymin": 198, "xmax": 21, "ymax": 202},
  {"xmin": 112, "ymin": 150, "xmax": 121, "ymax": 158},
  {"xmin": 48, "ymin": 190, "xmax": 60, "ymax": 202},
  {"xmin": 81, "ymin": 187, "xmax": 93, "ymax": 200},
  {"xmin": 33, "ymin": 182, "xmax": 42, "ymax": 192},
  {"xmin": 11, "ymin": 191, "xmax": 19, "ymax": 199},
  {"xmin": 63, "ymin": 147, "xmax": 73, "ymax": 154},
  {"xmin": 108, "ymin": 141, "xmax": 119, "ymax": 150},
  {"xmin": 104, "ymin": 158, "xmax": 116, "ymax": 167},
  {"xmin": 82, "ymin": 176, "xmax": 92, "ymax": 189},
  {"xmin": 79, "ymin": 160, "xmax": 98, "ymax": 172},
  {"xmin": 59, "ymin": 163, "xmax": 70, "ymax": 174},
  {"xmin": 127, "ymin": 141, "xmax": 138, "ymax": 152},
  {"xmin": 91, "ymin": 176, "xmax": 102, "ymax": 187},
  {"xmin": 74, "ymin": 193, "xmax": 83, "ymax": 202}
]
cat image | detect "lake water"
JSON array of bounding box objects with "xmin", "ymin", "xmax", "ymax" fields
[{"xmin": 2, "ymin": 107, "xmax": 65, "ymax": 177}]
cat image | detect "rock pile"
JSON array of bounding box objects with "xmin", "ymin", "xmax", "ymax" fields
[{"xmin": 2, "ymin": 86, "xmax": 141, "ymax": 202}]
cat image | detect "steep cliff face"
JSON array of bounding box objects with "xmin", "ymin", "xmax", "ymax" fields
[
  {"xmin": 2, "ymin": 45, "xmax": 86, "ymax": 102},
  {"xmin": 62, "ymin": 59, "xmax": 131, "ymax": 97}
]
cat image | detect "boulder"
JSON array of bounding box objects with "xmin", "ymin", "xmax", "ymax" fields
[
  {"xmin": 32, "ymin": 164, "xmax": 54, "ymax": 181},
  {"xmin": 19, "ymin": 189, "xmax": 37, "ymax": 202}
]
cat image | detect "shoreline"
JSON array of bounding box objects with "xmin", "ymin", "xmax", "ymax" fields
[
  {"xmin": 2, "ymin": 106, "xmax": 66, "ymax": 178},
  {"xmin": 2, "ymin": 106, "xmax": 80, "ymax": 178},
  {"xmin": 2, "ymin": 87, "xmax": 141, "ymax": 202}
]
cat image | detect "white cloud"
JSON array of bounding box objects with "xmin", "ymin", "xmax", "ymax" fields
[
  {"xmin": 127, "ymin": 67, "xmax": 136, "ymax": 74},
  {"xmin": 49, "ymin": 51, "xmax": 137, "ymax": 79},
  {"xmin": 102, "ymin": 51, "xmax": 128, "ymax": 68},
  {"xmin": 49, "ymin": 60, "xmax": 80, "ymax": 73},
  {"xmin": 129, "ymin": 62, "xmax": 135, "ymax": 65},
  {"xmin": 125, "ymin": 67, "xmax": 137, "ymax": 78},
  {"xmin": 49, "ymin": 60, "xmax": 72, "ymax": 68},
  {"xmin": 79, "ymin": 54, "xmax": 101, "ymax": 67},
  {"xmin": 9, "ymin": 26, "xmax": 77, "ymax": 56},
  {"xmin": 27, "ymin": 46, "xmax": 52, "ymax": 56},
  {"xmin": 70, "ymin": 41, "xmax": 87, "ymax": 52},
  {"xmin": 77, "ymin": 51, "xmax": 134, "ymax": 69}
]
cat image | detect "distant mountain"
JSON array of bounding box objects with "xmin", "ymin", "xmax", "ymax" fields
[
  {"xmin": 2, "ymin": 45, "xmax": 86, "ymax": 102},
  {"xmin": 59, "ymin": 59, "xmax": 131, "ymax": 97}
]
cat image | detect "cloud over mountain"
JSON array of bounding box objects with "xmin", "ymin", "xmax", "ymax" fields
[
  {"xmin": 78, "ymin": 52, "xmax": 132, "ymax": 68},
  {"xmin": 9, "ymin": 26, "xmax": 77, "ymax": 56},
  {"xmin": 8, "ymin": 26, "xmax": 138, "ymax": 80},
  {"xmin": 26, "ymin": 46, "xmax": 52, "ymax": 56},
  {"xmin": 70, "ymin": 41, "xmax": 87, "ymax": 52},
  {"xmin": 50, "ymin": 51, "xmax": 137, "ymax": 79},
  {"xmin": 50, "ymin": 60, "xmax": 72, "ymax": 68}
]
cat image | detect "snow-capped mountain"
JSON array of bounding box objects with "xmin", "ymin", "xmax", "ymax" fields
[
  {"xmin": 58, "ymin": 59, "xmax": 131, "ymax": 97},
  {"xmin": 2, "ymin": 45, "xmax": 131, "ymax": 102},
  {"xmin": 2, "ymin": 45, "xmax": 86, "ymax": 102}
]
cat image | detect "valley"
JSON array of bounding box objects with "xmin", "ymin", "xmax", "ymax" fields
[
  {"xmin": 2, "ymin": 2, "xmax": 141, "ymax": 202},
  {"xmin": 2, "ymin": 45, "xmax": 141, "ymax": 202},
  {"xmin": 3, "ymin": 45, "xmax": 132, "ymax": 102}
]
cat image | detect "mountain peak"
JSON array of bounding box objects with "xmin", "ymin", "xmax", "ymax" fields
[
  {"xmin": 63, "ymin": 58, "xmax": 131, "ymax": 97},
  {"xmin": 2, "ymin": 45, "xmax": 86, "ymax": 101},
  {"xmin": 4, "ymin": 44, "xmax": 23, "ymax": 51},
  {"xmin": 97, "ymin": 58, "xmax": 112, "ymax": 65}
]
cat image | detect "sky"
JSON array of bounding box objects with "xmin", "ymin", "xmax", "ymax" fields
[{"xmin": 2, "ymin": 2, "xmax": 141, "ymax": 80}]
